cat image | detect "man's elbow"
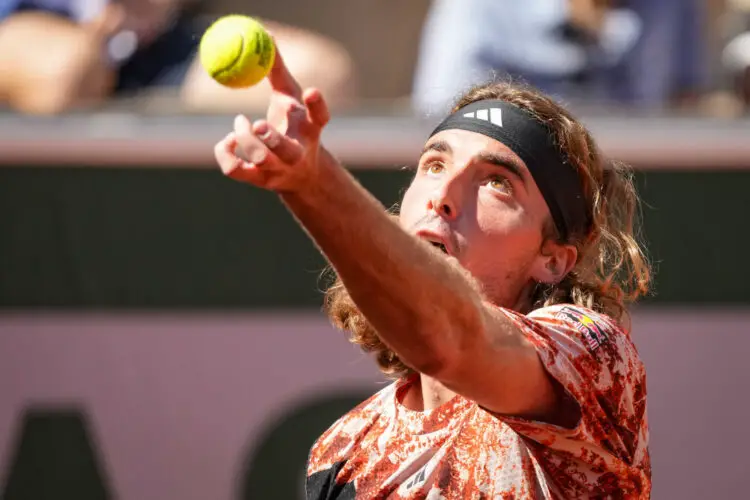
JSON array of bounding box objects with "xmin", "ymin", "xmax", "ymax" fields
[
  {"xmin": 408, "ymin": 347, "xmax": 454, "ymax": 378},
  {"xmin": 410, "ymin": 312, "xmax": 485, "ymax": 378},
  {"xmin": 395, "ymin": 292, "xmax": 486, "ymax": 376},
  {"xmin": 398, "ymin": 326, "xmax": 465, "ymax": 377}
]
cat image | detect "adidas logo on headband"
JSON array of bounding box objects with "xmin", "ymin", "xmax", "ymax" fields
[{"xmin": 463, "ymin": 108, "xmax": 503, "ymax": 127}]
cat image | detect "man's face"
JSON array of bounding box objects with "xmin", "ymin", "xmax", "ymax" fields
[{"xmin": 400, "ymin": 129, "xmax": 555, "ymax": 306}]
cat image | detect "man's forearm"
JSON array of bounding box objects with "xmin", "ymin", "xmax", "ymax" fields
[{"xmin": 280, "ymin": 149, "xmax": 485, "ymax": 373}]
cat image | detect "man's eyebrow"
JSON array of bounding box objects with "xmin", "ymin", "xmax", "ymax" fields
[
  {"xmin": 474, "ymin": 151, "xmax": 527, "ymax": 183},
  {"xmin": 421, "ymin": 140, "xmax": 452, "ymax": 156}
]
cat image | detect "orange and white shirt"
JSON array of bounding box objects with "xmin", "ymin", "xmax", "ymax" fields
[{"xmin": 306, "ymin": 304, "xmax": 650, "ymax": 499}]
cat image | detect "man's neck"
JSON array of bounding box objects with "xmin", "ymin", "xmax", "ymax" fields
[
  {"xmin": 511, "ymin": 280, "xmax": 537, "ymax": 314},
  {"xmin": 421, "ymin": 374, "xmax": 458, "ymax": 411},
  {"xmin": 399, "ymin": 373, "xmax": 457, "ymax": 412},
  {"xmin": 480, "ymin": 278, "xmax": 536, "ymax": 316}
]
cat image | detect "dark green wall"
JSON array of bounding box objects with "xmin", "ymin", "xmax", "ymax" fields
[{"xmin": 1, "ymin": 167, "xmax": 747, "ymax": 308}]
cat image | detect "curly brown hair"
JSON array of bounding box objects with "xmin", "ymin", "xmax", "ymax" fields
[{"xmin": 324, "ymin": 80, "xmax": 651, "ymax": 378}]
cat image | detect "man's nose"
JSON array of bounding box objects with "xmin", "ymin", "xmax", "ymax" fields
[{"xmin": 428, "ymin": 172, "xmax": 465, "ymax": 221}]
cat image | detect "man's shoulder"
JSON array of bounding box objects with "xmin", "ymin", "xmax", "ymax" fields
[
  {"xmin": 529, "ymin": 304, "xmax": 619, "ymax": 326},
  {"xmin": 528, "ymin": 303, "xmax": 624, "ymax": 339},
  {"xmin": 506, "ymin": 303, "xmax": 639, "ymax": 363},
  {"xmin": 321, "ymin": 380, "xmax": 397, "ymax": 435},
  {"xmin": 307, "ymin": 380, "xmax": 399, "ymax": 474}
]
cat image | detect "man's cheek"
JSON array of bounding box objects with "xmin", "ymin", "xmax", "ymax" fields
[{"xmin": 398, "ymin": 193, "xmax": 422, "ymax": 224}]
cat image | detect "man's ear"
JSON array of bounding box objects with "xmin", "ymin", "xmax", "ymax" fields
[{"xmin": 531, "ymin": 240, "xmax": 578, "ymax": 284}]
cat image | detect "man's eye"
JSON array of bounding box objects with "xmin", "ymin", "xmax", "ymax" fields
[
  {"xmin": 487, "ymin": 176, "xmax": 513, "ymax": 193},
  {"xmin": 426, "ymin": 162, "xmax": 445, "ymax": 176}
]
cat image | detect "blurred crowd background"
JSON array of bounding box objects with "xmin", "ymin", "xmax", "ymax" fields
[
  {"xmin": 1, "ymin": 1, "xmax": 750, "ymax": 500},
  {"xmin": 0, "ymin": 0, "xmax": 750, "ymax": 116}
]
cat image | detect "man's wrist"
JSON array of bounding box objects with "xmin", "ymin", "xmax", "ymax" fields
[
  {"xmin": 316, "ymin": 145, "xmax": 340, "ymax": 175},
  {"xmin": 278, "ymin": 144, "xmax": 342, "ymax": 211}
]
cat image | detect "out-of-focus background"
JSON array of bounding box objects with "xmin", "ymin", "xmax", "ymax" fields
[{"xmin": 0, "ymin": 0, "xmax": 749, "ymax": 498}]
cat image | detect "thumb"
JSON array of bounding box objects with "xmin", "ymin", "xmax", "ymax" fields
[{"xmin": 252, "ymin": 120, "xmax": 305, "ymax": 165}]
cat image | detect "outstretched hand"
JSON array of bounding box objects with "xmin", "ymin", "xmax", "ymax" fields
[{"xmin": 214, "ymin": 46, "xmax": 331, "ymax": 193}]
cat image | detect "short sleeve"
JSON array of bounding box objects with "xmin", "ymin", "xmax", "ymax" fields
[{"xmin": 497, "ymin": 304, "xmax": 649, "ymax": 467}]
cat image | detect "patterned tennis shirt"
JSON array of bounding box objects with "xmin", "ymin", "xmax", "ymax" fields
[{"xmin": 306, "ymin": 304, "xmax": 650, "ymax": 499}]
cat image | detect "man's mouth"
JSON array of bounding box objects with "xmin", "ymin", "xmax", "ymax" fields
[
  {"xmin": 428, "ymin": 241, "xmax": 449, "ymax": 254},
  {"xmin": 415, "ymin": 230, "xmax": 453, "ymax": 256}
]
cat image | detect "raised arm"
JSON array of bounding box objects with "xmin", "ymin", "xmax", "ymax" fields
[{"xmin": 213, "ymin": 49, "xmax": 560, "ymax": 420}]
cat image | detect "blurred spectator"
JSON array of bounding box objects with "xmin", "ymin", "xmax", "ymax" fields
[
  {"xmin": 0, "ymin": 0, "xmax": 356, "ymax": 115},
  {"xmin": 412, "ymin": 0, "xmax": 707, "ymax": 114},
  {"xmin": 721, "ymin": 0, "xmax": 750, "ymax": 111},
  {"xmin": 602, "ymin": 0, "xmax": 708, "ymax": 110}
]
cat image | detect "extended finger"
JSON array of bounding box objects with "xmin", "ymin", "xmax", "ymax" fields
[
  {"xmin": 214, "ymin": 132, "xmax": 265, "ymax": 184},
  {"xmin": 234, "ymin": 115, "xmax": 270, "ymax": 165},
  {"xmin": 303, "ymin": 88, "xmax": 330, "ymax": 129},
  {"xmin": 252, "ymin": 120, "xmax": 304, "ymax": 165},
  {"xmin": 214, "ymin": 132, "xmax": 242, "ymax": 175},
  {"xmin": 267, "ymin": 41, "xmax": 303, "ymax": 100}
]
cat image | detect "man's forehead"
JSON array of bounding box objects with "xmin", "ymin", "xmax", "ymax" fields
[{"xmin": 422, "ymin": 129, "xmax": 520, "ymax": 157}]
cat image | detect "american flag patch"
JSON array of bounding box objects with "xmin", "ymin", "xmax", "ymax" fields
[{"xmin": 555, "ymin": 307, "xmax": 609, "ymax": 351}]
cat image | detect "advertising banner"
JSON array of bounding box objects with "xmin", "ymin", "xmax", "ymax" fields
[{"xmin": 1, "ymin": 309, "xmax": 748, "ymax": 499}]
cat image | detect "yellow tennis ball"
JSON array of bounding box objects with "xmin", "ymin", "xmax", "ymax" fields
[{"xmin": 199, "ymin": 15, "xmax": 276, "ymax": 88}]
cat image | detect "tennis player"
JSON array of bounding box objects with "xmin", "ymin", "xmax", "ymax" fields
[{"xmin": 214, "ymin": 49, "xmax": 651, "ymax": 499}]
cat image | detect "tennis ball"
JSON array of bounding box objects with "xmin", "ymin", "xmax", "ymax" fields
[{"xmin": 199, "ymin": 15, "xmax": 276, "ymax": 88}]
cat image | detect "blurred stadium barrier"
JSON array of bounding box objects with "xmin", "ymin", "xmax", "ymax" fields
[{"xmin": 1, "ymin": 113, "xmax": 750, "ymax": 168}]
